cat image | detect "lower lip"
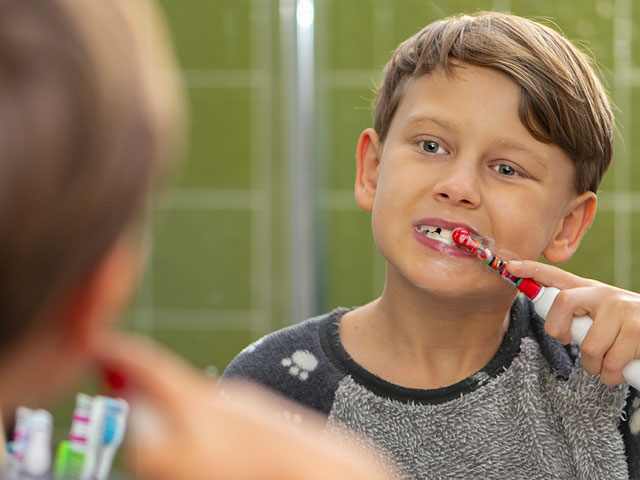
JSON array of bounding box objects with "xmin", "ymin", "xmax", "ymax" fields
[{"xmin": 412, "ymin": 228, "xmax": 475, "ymax": 258}]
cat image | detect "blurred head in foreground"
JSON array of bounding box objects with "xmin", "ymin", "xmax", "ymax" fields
[{"xmin": 0, "ymin": 0, "xmax": 184, "ymax": 410}]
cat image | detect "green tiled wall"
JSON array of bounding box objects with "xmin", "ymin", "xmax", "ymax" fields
[{"xmin": 129, "ymin": 0, "xmax": 640, "ymax": 377}]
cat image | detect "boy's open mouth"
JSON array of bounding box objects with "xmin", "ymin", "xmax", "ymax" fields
[{"xmin": 415, "ymin": 225, "xmax": 455, "ymax": 245}]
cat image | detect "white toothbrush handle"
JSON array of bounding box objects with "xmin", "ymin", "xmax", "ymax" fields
[{"xmin": 532, "ymin": 286, "xmax": 640, "ymax": 390}]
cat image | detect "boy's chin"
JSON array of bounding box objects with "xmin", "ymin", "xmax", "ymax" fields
[
  {"xmin": 385, "ymin": 254, "xmax": 512, "ymax": 299},
  {"xmin": 404, "ymin": 257, "xmax": 471, "ymax": 283},
  {"xmin": 414, "ymin": 282, "xmax": 493, "ymax": 299},
  {"xmin": 403, "ymin": 263, "xmax": 510, "ymax": 299}
]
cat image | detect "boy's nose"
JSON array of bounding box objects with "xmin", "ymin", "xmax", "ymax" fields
[{"xmin": 432, "ymin": 163, "xmax": 480, "ymax": 207}]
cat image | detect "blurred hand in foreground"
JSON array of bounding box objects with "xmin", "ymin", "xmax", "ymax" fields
[{"xmin": 92, "ymin": 333, "xmax": 396, "ymax": 480}]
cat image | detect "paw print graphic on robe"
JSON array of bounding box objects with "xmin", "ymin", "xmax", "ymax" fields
[{"xmin": 281, "ymin": 350, "xmax": 318, "ymax": 381}]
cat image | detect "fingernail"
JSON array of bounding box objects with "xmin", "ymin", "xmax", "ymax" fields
[{"xmin": 509, "ymin": 260, "xmax": 523, "ymax": 267}]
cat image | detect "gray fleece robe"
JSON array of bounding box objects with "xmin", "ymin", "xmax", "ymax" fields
[{"xmin": 223, "ymin": 295, "xmax": 640, "ymax": 479}]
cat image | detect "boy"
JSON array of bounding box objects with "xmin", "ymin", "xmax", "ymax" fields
[
  {"xmin": 0, "ymin": 1, "xmax": 392, "ymax": 479},
  {"xmin": 224, "ymin": 11, "xmax": 640, "ymax": 479}
]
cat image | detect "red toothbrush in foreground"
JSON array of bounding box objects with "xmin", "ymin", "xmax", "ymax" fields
[{"xmin": 452, "ymin": 227, "xmax": 640, "ymax": 389}]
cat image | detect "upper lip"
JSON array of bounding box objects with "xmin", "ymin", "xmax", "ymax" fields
[{"xmin": 413, "ymin": 218, "xmax": 483, "ymax": 240}]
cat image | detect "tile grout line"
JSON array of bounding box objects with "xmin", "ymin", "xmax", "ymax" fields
[
  {"xmin": 249, "ymin": 0, "xmax": 273, "ymax": 339},
  {"xmin": 131, "ymin": 308, "xmax": 258, "ymax": 331},
  {"xmin": 315, "ymin": 0, "xmax": 330, "ymax": 314},
  {"xmin": 613, "ymin": 0, "xmax": 632, "ymax": 288},
  {"xmin": 135, "ymin": 0, "xmax": 156, "ymax": 334},
  {"xmin": 183, "ymin": 69, "xmax": 264, "ymax": 88},
  {"xmin": 157, "ymin": 188, "xmax": 254, "ymax": 210}
]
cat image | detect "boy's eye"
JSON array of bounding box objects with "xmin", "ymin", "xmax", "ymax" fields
[
  {"xmin": 493, "ymin": 164, "xmax": 519, "ymax": 176},
  {"xmin": 419, "ymin": 140, "xmax": 447, "ymax": 155}
]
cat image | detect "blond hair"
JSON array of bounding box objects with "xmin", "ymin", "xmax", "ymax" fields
[
  {"xmin": 0, "ymin": 0, "xmax": 184, "ymax": 349},
  {"xmin": 374, "ymin": 12, "xmax": 613, "ymax": 194}
]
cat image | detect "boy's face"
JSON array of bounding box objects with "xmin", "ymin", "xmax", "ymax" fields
[{"xmin": 355, "ymin": 63, "xmax": 595, "ymax": 299}]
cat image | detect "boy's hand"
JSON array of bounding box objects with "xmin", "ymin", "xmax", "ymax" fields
[
  {"xmin": 507, "ymin": 260, "xmax": 640, "ymax": 386},
  {"xmin": 90, "ymin": 333, "xmax": 394, "ymax": 480}
]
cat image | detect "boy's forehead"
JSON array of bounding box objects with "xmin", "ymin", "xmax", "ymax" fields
[{"xmin": 394, "ymin": 65, "xmax": 522, "ymax": 132}]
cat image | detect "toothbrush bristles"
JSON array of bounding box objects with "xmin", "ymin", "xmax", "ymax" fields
[{"xmin": 452, "ymin": 227, "xmax": 508, "ymax": 274}]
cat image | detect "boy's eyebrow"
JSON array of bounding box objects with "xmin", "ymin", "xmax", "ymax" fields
[
  {"xmin": 405, "ymin": 114, "xmax": 458, "ymax": 131},
  {"xmin": 495, "ymin": 137, "xmax": 549, "ymax": 170}
]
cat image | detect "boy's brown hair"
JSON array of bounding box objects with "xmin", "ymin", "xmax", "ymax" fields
[
  {"xmin": 374, "ymin": 11, "xmax": 613, "ymax": 194},
  {"xmin": 0, "ymin": 0, "xmax": 184, "ymax": 351}
]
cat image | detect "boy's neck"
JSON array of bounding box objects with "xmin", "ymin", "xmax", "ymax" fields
[{"xmin": 340, "ymin": 272, "xmax": 517, "ymax": 390}]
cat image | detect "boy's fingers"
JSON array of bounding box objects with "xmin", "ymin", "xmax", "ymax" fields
[
  {"xmin": 91, "ymin": 332, "xmax": 214, "ymax": 415},
  {"xmin": 544, "ymin": 287, "xmax": 597, "ymax": 344},
  {"xmin": 598, "ymin": 330, "xmax": 636, "ymax": 386},
  {"xmin": 579, "ymin": 319, "xmax": 616, "ymax": 377},
  {"xmin": 598, "ymin": 304, "xmax": 640, "ymax": 385},
  {"xmin": 507, "ymin": 260, "xmax": 592, "ymax": 290}
]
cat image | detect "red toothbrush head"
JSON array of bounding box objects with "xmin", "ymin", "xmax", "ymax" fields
[
  {"xmin": 452, "ymin": 227, "xmax": 490, "ymax": 261},
  {"xmin": 451, "ymin": 227, "xmax": 470, "ymax": 247}
]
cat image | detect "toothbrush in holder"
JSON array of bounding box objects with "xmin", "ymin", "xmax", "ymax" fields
[{"xmin": 451, "ymin": 227, "xmax": 640, "ymax": 390}]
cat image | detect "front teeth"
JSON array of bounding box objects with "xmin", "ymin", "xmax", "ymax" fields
[{"xmin": 416, "ymin": 225, "xmax": 454, "ymax": 245}]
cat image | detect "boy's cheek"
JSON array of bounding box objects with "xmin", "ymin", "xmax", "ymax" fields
[{"xmin": 492, "ymin": 210, "xmax": 557, "ymax": 261}]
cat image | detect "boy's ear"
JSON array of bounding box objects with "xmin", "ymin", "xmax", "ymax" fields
[
  {"xmin": 1, "ymin": 236, "xmax": 145, "ymax": 407},
  {"xmin": 354, "ymin": 128, "xmax": 382, "ymax": 212},
  {"xmin": 56, "ymin": 235, "xmax": 144, "ymax": 354},
  {"xmin": 542, "ymin": 191, "xmax": 597, "ymax": 264}
]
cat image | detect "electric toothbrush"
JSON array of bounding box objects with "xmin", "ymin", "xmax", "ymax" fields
[{"xmin": 451, "ymin": 226, "xmax": 640, "ymax": 390}]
